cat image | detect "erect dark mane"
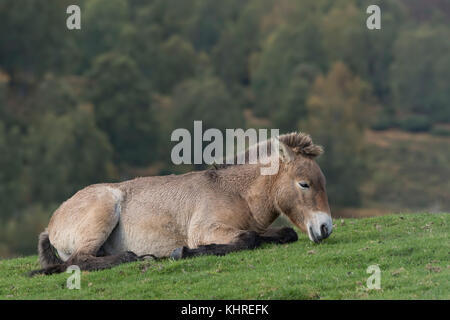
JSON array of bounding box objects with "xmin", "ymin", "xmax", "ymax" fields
[
  {"xmin": 212, "ymin": 132, "xmax": 323, "ymax": 170},
  {"xmin": 278, "ymin": 132, "xmax": 323, "ymax": 158}
]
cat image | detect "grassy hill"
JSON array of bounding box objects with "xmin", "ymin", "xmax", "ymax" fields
[{"xmin": 0, "ymin": 213, "xmax": 448, "ymax": 300}]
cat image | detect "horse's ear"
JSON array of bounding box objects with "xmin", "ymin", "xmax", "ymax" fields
[{"xmin": 277, "ymin": 139, "xmax": 296, "ymax": 163}]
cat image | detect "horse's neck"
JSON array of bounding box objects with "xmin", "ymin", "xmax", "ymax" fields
[
  {"xmin": 224, "ymin": 138, "xmax": 275, "ymax": 166},
  {"xmin": 216, "ymin": 164, "xmax": 279, "ymax": 229}
]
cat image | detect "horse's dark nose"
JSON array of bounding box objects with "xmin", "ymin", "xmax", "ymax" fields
[{"xmin": 320, "ymin": 224, "xmax": 329, "ymax": 239}]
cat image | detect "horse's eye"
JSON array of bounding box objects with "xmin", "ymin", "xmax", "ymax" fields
[{"xmin": 298, "ymin": 182, "xmax": 310, "ymax": 189}]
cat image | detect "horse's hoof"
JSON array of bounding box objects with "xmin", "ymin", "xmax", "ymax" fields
[
  {"xmin": 170, "ymin": 246, "xmax": 187, "ymax": 260},
  {"xmin": 124, "ymin": 251, "xmax": 140, "ymax": 262},
  {"xmin": 279, "ymin": 227, "xmax": 298, "ymax": 243},
  {"xmin": 138, "ymin": 254, "xmax": 157, "ymax": 261}
]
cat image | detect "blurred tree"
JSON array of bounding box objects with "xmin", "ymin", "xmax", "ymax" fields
[
  {"xmin": 80, "ymin": 0, "xmax": 129, "ymax": 70},
  {"xmin": 0, "ymin": 124, "xmax": 23, "ymax": 219},
  {"xmin": 390, "ymin": 24, "xmax": 450, "ymax": 122},
  {"xmin": 187, "ymin": 0, "xmax": 244, "ymax": 52},
  {"xmin": 23, "ymin": 107, "xmax": 115, "ymax": 205},
  {"xmin": 168, "ymin": 75, "xmax": 244, "ymax": 168},
  {"xmin": 0, "ymin": 73, "xmax": 24, "ymax": 219},
  {"xmin": 30, "ymin": 74, "xmax": 80, "ymax": 117},
  {"xmin": 0, "ymin": 0, "xmax": 73, "ymax": 84},
  {"xmin": 155, "ymin": 35, "xmax": 199, "ymax": 94},
  {"xmin": 211, "ymin": 2, "xmax": 263, "ymax": 88},
  {"xmin": 273, "ymin": 64, "xmax": 319, "ymax": 132},
  {"xmin": 320, "ymin": 0, "xmax": 403, "ymax": 102},
  {"xmin": 252, "ymin": 18, "xmax": 326, "ymax": 118},
  {"xmin": 87, "ymin": 52, "xmax": 159, "ymax": 166},
  {"xmin": 133, "ymin": 0, "xmax": 198, "ymax": 37},
  {"xmin": 0, "ymin": 204, "xmax": 54, "ymax": 257},
  {"xmin": 400, "ymin": 0, "xmax": 450, "ymax": 23},
  {"xmin": 171, "ymin": 75, "xmax": 244, "ymax": 131},
  {"xmin": 118, "ymin": 23, "xmax": 163, "ymax": 85},
  {"xmin": 301, "ymin": 62, "xmax": 372, "ymax": 207}
]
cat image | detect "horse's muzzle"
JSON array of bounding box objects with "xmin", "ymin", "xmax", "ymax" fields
[{"xmin": 307, "ymin": 212, "xmax": 333, "ymax": 243}]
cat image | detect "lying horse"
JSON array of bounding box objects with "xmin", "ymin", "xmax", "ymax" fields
[{"xmin": 30, "ymin": 132, "xmax": 332, "ymax": 276}]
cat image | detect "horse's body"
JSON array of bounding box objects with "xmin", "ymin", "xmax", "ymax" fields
[
  {"xmin": 31, "ymin": 132, "xmax": 333, "ymax": 276},
  {"xmin": 48, "ymin": 169, "xmax": 274, "ymax": 260}
]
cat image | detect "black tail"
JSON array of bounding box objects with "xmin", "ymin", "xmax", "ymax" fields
[
  {"xmin": 28, "ymin": 263, "xmax": 67, "ymax": 277},
  {"xmin": 37, "ymin": 231, "xmax": 63, "ymax": 267},
  {"xmin": 28, "ymin": 231, "xmax": 65, "ymax": 277},
  {"xmin": 28, "ymin": 232, "xmax": 157, "ymax": 277}
]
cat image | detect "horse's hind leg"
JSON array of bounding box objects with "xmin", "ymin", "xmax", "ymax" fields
[
  {"xmin": 32, "ymin": 188, "xmax": 140, "ymax": 276},
  {"xmin": 68, "ymin": 251, "xmax": 141, "ymax": 270},
  {"xmin": 29, "ymin": 251, "xmax": 140, "ymax": 276}
]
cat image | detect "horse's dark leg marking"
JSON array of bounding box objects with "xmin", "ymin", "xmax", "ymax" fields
[
  {"xmin": 171, "ymin": 231, "xmax": 262, "ymax": 260},
  {"xmin": 259, "ymin": 227, "xmax": 298, "ymax": 244},
  {"xmin": 28, "ymin": 251, "xmax": 141, "ymax": 276},
  {"xmin": 170, "ymin": 228, "xmax": 298, "ymax": 260},
  {"xmin": 68, "ymin": 251, "xmax": 141, "ymax": 271}
]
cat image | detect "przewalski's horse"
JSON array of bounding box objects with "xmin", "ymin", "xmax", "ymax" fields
[{"xmin": 30, "ymin": 132, "xmax": 332, "ymax": 276}]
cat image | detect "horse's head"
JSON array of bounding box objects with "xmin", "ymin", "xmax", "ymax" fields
[{"xmin": 273, "ymin": 133, "xmax": 332, "ymax": 243}]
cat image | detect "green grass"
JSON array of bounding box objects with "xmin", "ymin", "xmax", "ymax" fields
[{"xmin": 0, "ymin": 213, "xmax": 448, "ymax": 300}]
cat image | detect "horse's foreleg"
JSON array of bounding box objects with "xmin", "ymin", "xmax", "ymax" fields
[
  {"xmin": 170, "ymin": 227, "xmax": 298, "ymax": 260},
  {"xmin": 171, "ymin": 230, "xmax": 262, "ymax": 260},
  {"xmin": 259, "ymin": 227, "xmax": 298, "ymax": 244}
]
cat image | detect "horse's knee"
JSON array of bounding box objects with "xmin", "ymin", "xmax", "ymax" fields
[
  {"xmin": 260, "ymin": 227, "xmax": 298, "ymax": 244},
  {"xmin": 275, "ymin": 227, "xmax": 298, "ymax": 243},
  {"xmin": 237, "ymin": 230, "xmax": 262, "ymax": 249}
]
